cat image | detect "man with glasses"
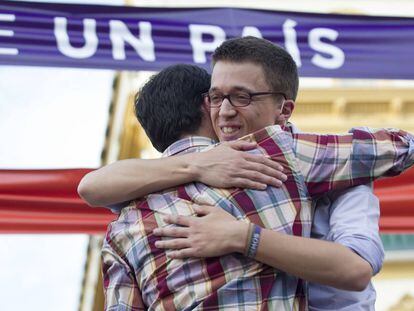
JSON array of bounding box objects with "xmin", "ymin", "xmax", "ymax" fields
[{"xmin": 80, "ymin": 37, "xmax": 414, "ymax": 310}]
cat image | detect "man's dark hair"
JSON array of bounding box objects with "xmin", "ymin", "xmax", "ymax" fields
[
  {"xmin": 212, "ymin": 36, "xmax": 299, "ymax": 101},
  {"xmin": 135, "ymin": 64, "xmax": 210, "ymax": 152}
]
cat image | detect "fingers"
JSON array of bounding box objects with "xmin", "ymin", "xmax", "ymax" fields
[
  {"xmin": 153, "ymin": 226, "xmax": 189, "ymax": 238},
  {"xmin": 193, "ymin": 204, "xmax": 213, "ymax": 216},
  {"xmin": 245, "ymin": 165, "xmax": 287, "ymax": 187},
  {"xmin": 242, "ymin": 156, "xmax": 287, "ymax": 185},
  {"xmin": 162, "ymin": 214, "xmax": 192, "ymax": 227},
  {"xmin": 244, "ymin": 153, "xmax": 285, "ymax": 172},
  {"xmin": 154, "ymin": 238, "xmax": 190, "ymax": 250},
  {"xmin": 167, "ymin": 249, "xmax": 196, "ymax": 259},
  {"xmin": 195, "ymin": 139, "xmax": 289, "ymax": 190},
  {"xmin": 225, "ymin": 140, "xmax": 257, "ymax": 151},
  {"xmin": 229, "ymin": 168, "xmax": 286, "ymax": 189},
  {"xmin": 244, "ymin": 160, "xmax": 286, "ymax": 179},
  {"xmin": 231, "ymin": 177, "xmax": 268, "ymax": 190}
]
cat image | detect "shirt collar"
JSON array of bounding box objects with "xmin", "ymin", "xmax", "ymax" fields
[
  {"xmin": 284, "ymin": 122, "xmax": 299, "ymax": 134},
  {"xmin": 162, "ymin": 136, "xmax": 217, "ymax": 157},
  {"xmin": 161, "ymin": 123, "xmax": 298, "ymax": 157}
]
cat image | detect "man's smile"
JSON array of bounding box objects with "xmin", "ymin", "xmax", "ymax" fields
[{"xmin": 218, "ymin": 124, "xmax": 243, "ymax": 140}]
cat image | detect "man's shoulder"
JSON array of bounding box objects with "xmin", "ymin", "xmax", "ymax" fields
[
  {"xmin": 162, "ymin": 136, "xmax": 217, "ymax": 157},
  {"xmin": 105, "ymin": 203, "xmax": 141, "ymax": 237},
  {"xmin": 103, "ymin": 201, "xmax": 152, "ymax": 256},
  {"xmin": 237, "ymin": 125, "xmax": 294, "ymax": 154}
]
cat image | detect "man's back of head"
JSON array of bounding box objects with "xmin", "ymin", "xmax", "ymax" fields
[{"xmin": 135, "ymin": 64, "xmax": 211, "ymax": 152}]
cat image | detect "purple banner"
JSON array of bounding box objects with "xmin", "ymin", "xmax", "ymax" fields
[{"xmin": 1, "ymin": 1, "xmax": 414, "ymax": 79}]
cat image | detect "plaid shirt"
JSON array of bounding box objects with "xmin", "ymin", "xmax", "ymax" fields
[{"xmin": 102, "ymin": 125, "xmax": 414, "ymax": 311}]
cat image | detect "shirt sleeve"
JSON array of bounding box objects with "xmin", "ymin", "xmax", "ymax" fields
[
  {"xmin": 322, "ymin": 184, "xmax": 385, "ymax": 275},
  {"xmin": 107, "ymin": 201, "xmax": 132, "ymax": 214},
  {"xmin": 102, "ymin": 235, "xmax": 146, "ymax": 311},
  {"xmin": 293, "ymin": 127, "xmax": 414, "ymax": 197}
]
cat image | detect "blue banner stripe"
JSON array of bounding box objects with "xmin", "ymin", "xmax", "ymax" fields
[{"xmin": 1, "ymin": 1, "xmax": 413, "ymax": 79}]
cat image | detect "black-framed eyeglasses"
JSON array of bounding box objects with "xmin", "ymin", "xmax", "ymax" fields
[{"xmin": 202, "ymin": 91, "xmax": 287, "ymax": 107}]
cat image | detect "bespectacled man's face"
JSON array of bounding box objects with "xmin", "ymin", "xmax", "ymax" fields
[{"xmin": 209, "ymin": 61, "xmax": 288, "ymax": 142}]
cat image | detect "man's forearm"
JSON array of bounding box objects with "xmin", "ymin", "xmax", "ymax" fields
[
  {"xmin": 78, "ymin": 155, "xmax": 200, "ymax": 207},
  {"xmin": 157, "ymin": 206, "xmax": 373, "ymax": 291},
  {"xmin": 78, "ymin": 141, "xmax": 286, "ymax": 207},
  {"xmin": 296, "ymin": 127, "xmax": 414, "ymax": 197},
  {"xmin": 239, "ymin": 227, "xmax": 373, "ymax": 291},
  {"xmin": 78, "ymin": 155, "xmax": 198, "ymax": 206}
]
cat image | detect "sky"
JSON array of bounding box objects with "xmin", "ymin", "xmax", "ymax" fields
[
  {"xmin": 0, "ymin": 0, "xmax": 123, "ymax": 310},
  {"xmin": 0, "ymin": 66, "xmax": 115, "ymax": 310}
]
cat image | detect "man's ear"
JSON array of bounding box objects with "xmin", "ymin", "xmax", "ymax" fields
[
  {"xmin": 276, "ymin": 100, "xmax": 295, "ymax": 125},
  {"xmin": 201, "ymin": 100, "xmax": 212, "ymax": 123},
  {"xmin": 202, "ymin": 97, "xmax": 211, "ymax": 113}
]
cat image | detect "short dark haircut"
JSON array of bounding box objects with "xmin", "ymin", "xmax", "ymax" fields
[
  {"xmin": 135, "ymin": 64, "xmax": 210, "ymax": 152},
  {"xmin": 212, "ymin": 36, "xmax": 299, "ymax": 101}
]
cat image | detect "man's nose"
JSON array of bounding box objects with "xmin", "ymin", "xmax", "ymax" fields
[{"xmin": 218, "ymin": 98, "xmax": 237, "ymax": 117}]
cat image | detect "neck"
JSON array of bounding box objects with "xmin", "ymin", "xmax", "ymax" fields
[{"xmin": 181, "ymin": 130, "xmax": 215, "ymax": 140}]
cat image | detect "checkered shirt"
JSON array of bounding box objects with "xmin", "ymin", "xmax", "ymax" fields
[{"xmin": 102, "ymin": 125, "xmax": 414, "ymax": 311}]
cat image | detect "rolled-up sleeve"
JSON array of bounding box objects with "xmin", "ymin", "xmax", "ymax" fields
[{"xmin": 324, "ymin": 184, "xmax": 385, "ymax": 275}]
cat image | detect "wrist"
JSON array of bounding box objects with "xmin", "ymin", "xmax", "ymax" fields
[
  {"xmin": 174, "ymin": 153, "xmax": 200, "ymax": 182},
  {"xmin": 245, "ymin": 224, "xmax": 262, "ymax": 258},
  {"xmin": 231, "ymin": 221, "xmax": 250, "ymax": 253},
  {"xmin": 185, "ymin": 152, "xmax": 203, "ymax": 182}
]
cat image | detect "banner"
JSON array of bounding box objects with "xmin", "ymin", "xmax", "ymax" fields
[
  {"xmin": 1, "ymin": 1, "xmax": 414, "ymax": 79},
  {"xmin": 0, "ymin": 168, "xmax": 413, "ymax": 234}
]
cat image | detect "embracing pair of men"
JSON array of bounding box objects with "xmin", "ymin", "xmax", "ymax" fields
[{"xmin": 79, "ymin": 36, "xmax": 414, "ymax": 311}]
